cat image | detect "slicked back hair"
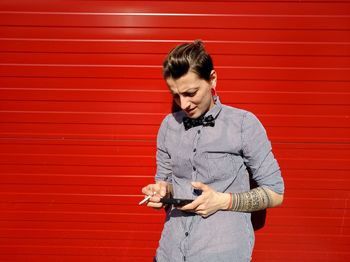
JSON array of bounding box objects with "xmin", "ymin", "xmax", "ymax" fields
[{"xmin": 162, "ymin": 40, "xmax": 214, "ymax": 81}]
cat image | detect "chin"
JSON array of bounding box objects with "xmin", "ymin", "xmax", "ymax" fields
[{"xmin": 189, "ymin": 112, "xmax": 202, "ymax": 119}]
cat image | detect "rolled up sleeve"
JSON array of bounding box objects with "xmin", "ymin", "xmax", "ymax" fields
[{"xmin": 241, "ymin": 112, "xmax": 284, "ymax": 194}]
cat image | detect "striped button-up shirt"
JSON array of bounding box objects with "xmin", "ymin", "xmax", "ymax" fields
[{"xmin": 155, "ymin": 96, "xmax": 284, "ymax": 262}]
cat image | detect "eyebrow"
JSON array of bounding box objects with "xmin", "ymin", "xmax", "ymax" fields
[{"xmin": 175, "ymin": 87, "xmax": 199, "ymax": 95}]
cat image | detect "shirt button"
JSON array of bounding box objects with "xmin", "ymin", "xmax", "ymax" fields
[
  {"xmin": 193, "ymin": 166, "xmax": 196, "ymax": 171},
  {"xmin": 183, "ymin": 256, "xmax": 186, "ymax": 261},
  {"xmin": 197, "ymin": 130, "xmax": 201, "ymax": 134},
  {"xmin": 185, "ymin": 232, "xmax": 189, "ymax": 237},
  {"xmin": 193, "ymin": 148, "xmax": 196, "ymax": 152}
]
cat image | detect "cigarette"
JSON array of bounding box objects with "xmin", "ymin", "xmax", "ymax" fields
[{"xmin": 138, "ymin": 192, "xmax": 156, "ymax": 205}]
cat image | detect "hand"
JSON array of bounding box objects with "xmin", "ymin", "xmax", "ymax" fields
[
  {"xmin": 179, "ymin": 181, "xmax": 230, "ymax": 217},
  {"xmin": 141, "ymin": 181, "xmax": 169, "ymax": 209}
]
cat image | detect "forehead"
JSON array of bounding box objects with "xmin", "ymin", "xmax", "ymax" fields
[{"xmin": 166, "ymin": 71, "xmax": 202, "ymax": 93}]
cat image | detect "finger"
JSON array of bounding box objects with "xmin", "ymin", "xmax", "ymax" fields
[
  {"xmin": 142, "ymin": 185, "xmax": 156, "ymax": 196},
  {"xmin": 149, "ymin": 195, "xmax": 162, "ymax": 203},
  {"xmin": 141, "ymin": 185, "xmax": 151, "ymax": 195},
  {"xmin": 147, "ymin": 201, "xmax": 163, "ymax": 209},
  {"xmin": 157, "ymin": 181, "xmax": 168, "ymax": 197},
  {"xmin": 147, "ymin": 194, "xmax": 164, "ymax": 209},
  {"xmin": 197, "ymin": 211, "xmax": 209, "ymax": 218},
  {"xmin": 193, "ymin": 205, "xmax": 210, "ymax": 217},
  {"xmin": 179, "ymin": 197, "xmax": 201, "ymax": 211}
]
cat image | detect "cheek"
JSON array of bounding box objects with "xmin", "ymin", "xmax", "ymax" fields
[
  {"xmin": 193, "ymin": 90, "xmax": 207, "ymax": 103},
  {"xmin": 190, "ymin": 96, "xmax": 201, "ymax": 105},
  {"xmin": 198, "ymin": 90, "xmax": 211, "ymax": 104}
]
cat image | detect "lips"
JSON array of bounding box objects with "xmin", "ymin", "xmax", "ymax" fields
[{"xmin": 186, "ymin": 107, "xmax": 197, "ymax": 117}]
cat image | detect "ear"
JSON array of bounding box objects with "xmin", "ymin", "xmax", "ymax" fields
[
  {"xmin": 210, "ymin": 70, "xmax": 217, "ymax": 95},
  {"xmin": 210, "ymin": 70, "xmax": 217, "ymax": 89}
]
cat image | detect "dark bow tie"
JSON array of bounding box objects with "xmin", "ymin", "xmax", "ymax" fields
[{"xmin": 183, "ymin": 115, "xmax": 215, "ymax": 130}]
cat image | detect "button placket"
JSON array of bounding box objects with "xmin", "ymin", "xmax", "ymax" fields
[{"xmin": 191, "ymin": 127, "xmax": 201, "ymax": 179}]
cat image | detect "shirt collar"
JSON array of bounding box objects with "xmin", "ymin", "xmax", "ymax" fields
[{"xmin": 205, "ymin": 95, "xmax": 222, "ymax": 120}]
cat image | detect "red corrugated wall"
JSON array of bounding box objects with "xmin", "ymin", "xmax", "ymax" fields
[{"xmin": 0, "ymin": 0, "xmax": 349, "ymax": 261}]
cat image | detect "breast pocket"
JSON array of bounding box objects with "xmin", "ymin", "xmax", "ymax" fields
[
  {"xmin": 171, "ymin": 153, "xmax": 193, "ymax": 180},
  {"xmin": 205, "ymin": 152, "xmax": 237, "ymax": 183}
]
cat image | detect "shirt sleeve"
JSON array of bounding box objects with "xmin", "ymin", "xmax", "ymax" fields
[
  {"xmin": 155, "ymin": 116, "xmax": 173, "ymax": 183},
  {"xmin": 241, "ymin": 112, "xmax": 285, "ymax": 194}
]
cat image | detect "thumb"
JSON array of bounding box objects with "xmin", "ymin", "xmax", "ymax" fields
[{"xmin": 191, "ymin": 181, "xmax": 208, "ymax": 191}]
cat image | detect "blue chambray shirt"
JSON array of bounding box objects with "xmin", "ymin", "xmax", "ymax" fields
[{"xmin": 155, "ymin": 96, "xmax": 284, "ymax": 262}]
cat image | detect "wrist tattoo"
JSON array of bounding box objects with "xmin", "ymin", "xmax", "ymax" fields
[{"xmin": 231, "ymin": 187, "xmax": 272, "ymax": 212}]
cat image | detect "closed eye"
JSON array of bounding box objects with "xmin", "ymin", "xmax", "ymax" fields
[{"xmin": 183, "ymin": 91, "xmax": 197, "ymax": 97}]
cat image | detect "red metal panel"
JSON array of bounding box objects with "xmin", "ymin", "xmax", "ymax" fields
[
  {"xmin": 0, "ymin": 0, "xmax": 349, "ymax": 261},
  {"xmin": 2, "ymin": 12, "xmax": 350, "ymax": 30},
  {"xmin": 2, "ymin": 39, "xmax": 350, "ymax": 57}
]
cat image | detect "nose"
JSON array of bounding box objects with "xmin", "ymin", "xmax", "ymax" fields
[{"xmin": 179, "ymin": 96, "xmax": 191, "ymax": 110}]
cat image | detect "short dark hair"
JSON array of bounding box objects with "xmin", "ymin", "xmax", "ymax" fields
[{"xmin": 162, "ymin": 40, "xmax": 214, "ymax": 81}]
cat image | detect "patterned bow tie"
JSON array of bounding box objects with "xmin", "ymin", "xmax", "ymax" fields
[{"xmin": 183, "ymin": 115, "xmax": 215, "ymax": 130}]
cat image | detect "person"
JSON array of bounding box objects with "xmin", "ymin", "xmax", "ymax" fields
[{"xmin": 141, "ymin": 40, "xmax": 284, "ymax": 262}]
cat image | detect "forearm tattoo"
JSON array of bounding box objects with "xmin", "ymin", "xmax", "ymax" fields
[{"xmin": 231, "ymin": 187, "xmax": 272, "ymax": 212}]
